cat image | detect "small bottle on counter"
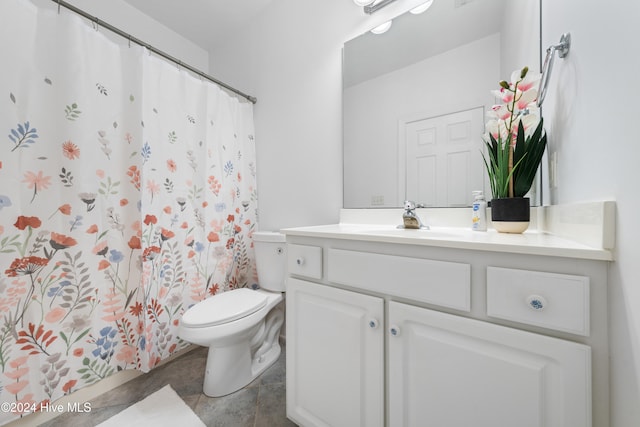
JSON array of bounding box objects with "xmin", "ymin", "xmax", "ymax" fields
[{"xmin": 471, "ymin": 191, "xmax": 487, "ymax": 231}]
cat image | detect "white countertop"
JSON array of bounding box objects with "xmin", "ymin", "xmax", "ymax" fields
[{"xmin": 281, "ymin": 223, "xmax": 614, "ymax": 261}]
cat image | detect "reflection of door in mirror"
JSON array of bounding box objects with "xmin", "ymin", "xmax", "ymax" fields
[{"xmin": 402, "ymin": 108, "xmax": 484, "ymax": 207}]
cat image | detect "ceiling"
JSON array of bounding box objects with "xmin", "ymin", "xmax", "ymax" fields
[
  {"xmin": 344, "ymin": 0, "xmax": 507, "ymax": 87},
  {"xmin": 122, "ymin": 0, "xmax": 274, "ymax": 50}
]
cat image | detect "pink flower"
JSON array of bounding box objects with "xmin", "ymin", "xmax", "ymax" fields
[
  {"xmin": 9, "ymin": 355, "xmax": 29, "ymax": 369},
  {"xmin": 146, "ymin": 180, "xmax": 160, "ymax": 195},
  {"xmin": 492, "ymin": 88, "xmax": 514, "ymax": 104},
  {"xmin": 491, "ymin": 104, "xmax": 511, "ymax": 121},
  {"xmin": 22, "ymin": 171, "xmax": 47, "ymax": 190},
  {"xmin": 4, "ymin": 367, "xmax": 29, "ymax": 380},
  {"xmin": 515, "ymin": 88, "xmax": 538, "ymax": 111},
  {"xmin": 93, "ymin": 241, "xmax": 109, "ymax": 256},
  {"xmin": 14, "ymin": 216, "xmax": 41, "ymax": 230},
  {"xmin": 511, "ymin": 68, "xmax": 540, "ymax": 92},
  {"xmin": 115, "ymin": 345, "xmax": 136, "ymax": 364},
  {"xmin": 160, "ymin": 228, "xmax": 175, "ymax": 240},
  {"xmin": 62, "ymin": 141, "xmax": 80, "ymax": 159},
  {"xmin": 143, "ymin": 215, "xmax": 157, "ymax": 225},
  {"xmin": 22, "ymin": 171, "xmax": 51, "ymax": 202},
  {"xmin": 5, "ymin": 381, "xmax": 28, "ymax": 395},
  {"xmin": 50, "ymin": 232, "xmax": 77, "ymax": 249},
  {"xmin": 128, "ymin": 236, "xmax": 142, "ymax": 250},
  {"xmin": 62, "ymin": 380, "xmax": 77, "ymax": 393},
  {"xmin": 58, "ymin": 204, "xmax": 71, "ymax": 215},
  {"xmin": 45, "ymin": 307, "xmax": 66, "ymax": 323}
]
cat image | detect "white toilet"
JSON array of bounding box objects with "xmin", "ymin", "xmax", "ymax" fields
[{"xmin": 178, "ymin": 231, "xmax": 286, "ymax": 397}]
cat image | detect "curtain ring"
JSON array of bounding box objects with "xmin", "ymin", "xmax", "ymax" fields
[
  {"xmin": 94, "ymin": 16, "xmax": 99, "ymax": 31},
  {"xmin": 57, "ymin": 0, "xmax": 61, "ymax": 14},
  {"xmin": 128, "ymin": 35, "xmax": 131, "ymax": 48}
]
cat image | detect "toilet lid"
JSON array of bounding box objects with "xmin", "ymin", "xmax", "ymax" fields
[{"xmin": 182, "ymin": 288, "xmax": 268, "ymax": 328}]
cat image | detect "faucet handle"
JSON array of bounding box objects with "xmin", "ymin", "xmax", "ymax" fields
[
  {"xmin": 401, "ymin": 200, "xmax": 429, "ymax": 230},
  {"xmin": 403, "ymin": 200, "xmax": 416, "ymax": 211}
]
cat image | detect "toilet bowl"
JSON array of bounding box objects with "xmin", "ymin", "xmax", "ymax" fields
[{"xmin": 178, "ymin": 231, "xmax": 287, "ymax": 397}]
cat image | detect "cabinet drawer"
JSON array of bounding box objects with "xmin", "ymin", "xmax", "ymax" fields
[
  {"xmin": 487, "ymin": 267, "xmax": 590, "ymax": 336},
  {"xmin": 328, "ymin": 249, "xmax": 470, "ymax": 312},
  {"xmin": 288, "ymin": 244, "xmax": 322, "ymax": 280}
]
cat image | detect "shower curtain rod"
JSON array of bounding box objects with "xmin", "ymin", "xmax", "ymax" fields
[{"xmin": 51, "ymin": 0, "xmax": 257, "ymax": 104}]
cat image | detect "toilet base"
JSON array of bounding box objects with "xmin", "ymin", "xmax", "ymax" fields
[{"xmin": 202, "ymin": 307, "xmax": 284, "ymax": 397}]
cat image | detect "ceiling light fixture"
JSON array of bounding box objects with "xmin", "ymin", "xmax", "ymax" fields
[
  {"xmin": 409, "ymin": 0, "xmax": 434, "ymax": 14},
  {"xmin": 362, "ymin": 0, "xmax": 398, "ymax": 15},
  {"xmin": 353, "ymin": 0, "xmax": 375, "ymax": 6},
  {"xmin": 370, "ymin": 20, "xmax": 393, "ymax": 34}
]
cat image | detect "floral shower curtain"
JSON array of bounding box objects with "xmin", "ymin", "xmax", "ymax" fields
[{"xmin": 0, "ymin": 0, "xmax": 258, "ymax": 423}]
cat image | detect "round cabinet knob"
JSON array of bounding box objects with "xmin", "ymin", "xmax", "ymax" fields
[
  {"xmin": 276, "ymin": 247, "xmax": 284, "ymax": 255},
  {"xmin": 389, "ymin": 325, "xmax": 401, "ymax": 337},
  {"xmin": 526, "ymin": 295, "xmax": 547, "ymax": 311},
  {"xmin": 296, "ymin": 257, "xmax": 305, "ymax": 266},
  {"xmin": 368, "ymin": 319, "xmax": 379, "ymax": 329}
]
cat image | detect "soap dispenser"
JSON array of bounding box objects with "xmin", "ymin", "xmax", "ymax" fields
[{"xmin": 471, "ymin": 191, "xmax": 487, "ymax": 231}]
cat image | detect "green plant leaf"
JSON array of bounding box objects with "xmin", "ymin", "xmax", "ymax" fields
[{"xmin": 513, "ymin": 119, "xmax": 547, "ymax": 197}]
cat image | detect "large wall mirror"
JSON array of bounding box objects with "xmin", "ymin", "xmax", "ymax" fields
[{"xmin": 343, "ymin": 0, "xmax": 541, "ymax": 208}]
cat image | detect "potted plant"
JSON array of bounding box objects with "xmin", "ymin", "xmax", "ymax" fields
[{"xmin": 482, "ymin": 66, "xmax": 547, "ymax": 233}]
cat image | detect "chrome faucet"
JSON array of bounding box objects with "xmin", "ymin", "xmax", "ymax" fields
[{"xmin": 399, "ymin": 200, "xmax": 429, "ymax": 229}]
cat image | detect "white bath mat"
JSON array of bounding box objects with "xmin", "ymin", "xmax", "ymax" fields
[{"xmin": 97, "ymin": 385, "xmax": 206, "ymax": 427}]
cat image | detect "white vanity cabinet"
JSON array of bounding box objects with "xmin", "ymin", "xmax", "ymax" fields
[
  {"xmin": 388, "ymin": 301, "xmax": 590, "ymax": 427},
  {"xmin": 286, "ymin": 278, "xmax": 384, "ymax": 427},
  {"xmin": 284, "ymin": 232, "xmax": 610, "ymax": 427}
]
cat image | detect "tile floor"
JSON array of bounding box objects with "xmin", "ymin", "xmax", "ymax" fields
[{"xmin": 38, "ymin": 342, "xmax": 296, "ymax": 427}]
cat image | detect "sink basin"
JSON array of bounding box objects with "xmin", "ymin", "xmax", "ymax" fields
[
  {"xmin": 368, "ymin": 228, "xmax": 454, "ymax": 238},
  {"xmin": 337, "ymin": 225, "xmax": 456, "ymax": 239}
]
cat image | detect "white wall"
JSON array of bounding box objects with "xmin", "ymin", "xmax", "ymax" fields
[
  {"xmin": 211, "ymin": 0, "xmax": 640, "ymax": 424},
  {"xmin": 542, "ymin": 1, "xmax": 640, "ymax": 425},
  {"xmin": 501, "ymin": 0, "xmax": 540, "ymax": 77},
  {"xmin": 33, "ymin": 0, "xmax": 209, "ymax": 72}
]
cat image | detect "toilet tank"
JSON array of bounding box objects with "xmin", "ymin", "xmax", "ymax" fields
[{"xmin": 253, "ymin": 231, "xmax": 287, "ymax": 292}]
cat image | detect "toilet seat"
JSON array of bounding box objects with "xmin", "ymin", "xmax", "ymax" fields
[{"xmin": 182, "ymin": 288, "xmax": 268, "ymax": 328}]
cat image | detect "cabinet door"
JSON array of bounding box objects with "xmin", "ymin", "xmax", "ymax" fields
[
  {"xmin": 286, "ymin": 278, "xmax": 384, "ymax": 427},
  {"xmin": 388, "ymin": 301, "xmax": 591, "ymax": 427}
]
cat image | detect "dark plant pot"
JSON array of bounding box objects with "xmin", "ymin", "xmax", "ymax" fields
[{"xmin": 491, "ymin": 197, "xmax": 530, "ymax": 233}]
